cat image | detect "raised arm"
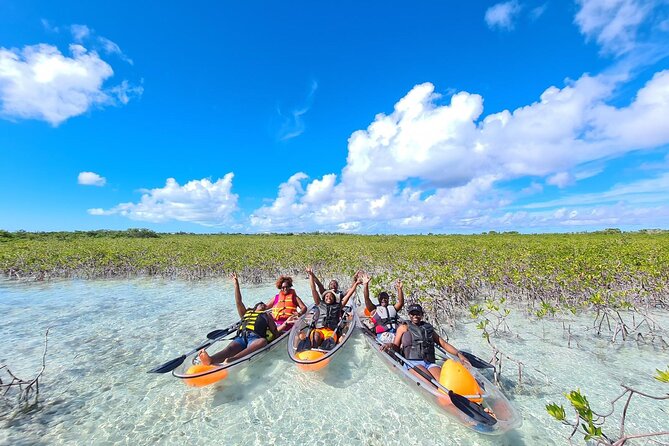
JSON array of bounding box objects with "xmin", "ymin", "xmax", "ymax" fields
[
  {"xmin": 307, "ymin": 268, "xmax": 321, "ymax": 305},
  {"xmin": 394, "ymin": 279, "xmax": 405, "ymax": 312},
  {"xmin": 231, "ymin": 272, "xmax": 247, "ymax": 318},
  {"xmin": 312, "ymin": 272, "xmax": 326, "ymax": 295},
  {"xmin": 362, "ymin": 273, "xmax": 376, "ymax": 312},
  {"xmin": 341, "ymin": 277, "xmax": 362, "ymax": 307}
]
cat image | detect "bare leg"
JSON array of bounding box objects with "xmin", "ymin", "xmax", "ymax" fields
[
  {"xmin": 224, "ymin": 338, "xmax": 268, "ymax": 363},
  {"xmin": 310, "ymin": 330, "xmax": 324, "ymax": 348},
  {"xmin": 429, "ymin": 365, "xmax": 441, "ymax": 381},
  {"xmin": 200, "ymin": 342, "xmax": 244, "ymax": 365}
]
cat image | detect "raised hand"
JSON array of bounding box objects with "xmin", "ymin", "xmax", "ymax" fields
[
  {"xmin": 395, "ymin": 279, "xmax": 403, "ymax": 291},
  {"xmin": 231, "ymin": 272, "xmax": 238, "ymax": 281}
]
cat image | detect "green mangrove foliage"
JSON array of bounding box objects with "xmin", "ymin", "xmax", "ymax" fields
[
  {"xmin": 546, "ymin": 367, "xmax": 669, "ymax": 445},
  {"xmin": 1, "ymin": 232, "xmax": 668, "ymax": 313}
]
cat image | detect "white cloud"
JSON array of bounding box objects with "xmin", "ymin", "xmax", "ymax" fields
[
  {"xmin": 485, "ymin": 1, "xmax": 522, "ymax": 30},
  {"xmin": 546, "ymin": 172, "xmax": 573, "ymax": 188},
  {"xmin": 69, "ymin": 24, "xmax": 133, "ymax": 64},
  {"xmin": 78, "ymin": 171, "xmax": 106, "ymax": 187},
  {"xmin": 251, "ymin": 70, "xmax": 669, "ymax": 233},
  {"xmin": 0, "ymin": 43, "xmax": 141, "ymax": 125},
  {"xmin": 574, "ymin": 0, "xmax": 653, "ymax": 55},
  {"xmin": 70, "ymin": 24, "xmax": 91, "ymax": 42},
  {"xmin": 89, "ymin": 175, "xmax": 239, "ymax": 225},
  {"xmin": 277, "ymin": 80, "xmax": 318, "ymax": 141},
  {"xmin": 523, "ymin": 172, "xmax": 669, "ymax": 210},
  {"xmin": 530, "ymin": 3, "xmax": 548, "ymax": 20}
]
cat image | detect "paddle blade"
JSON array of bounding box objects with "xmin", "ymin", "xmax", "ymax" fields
[
  {"xmin": 148, "ymin": 354, "xmax": 187, "ymax": 374},
  {"xmin": 461, "ymin": 351, "xmax": 494, "ymax": 369},
  {"xmin": 449, "ymin": 390, "xmax": 497, "ymax": 426}
]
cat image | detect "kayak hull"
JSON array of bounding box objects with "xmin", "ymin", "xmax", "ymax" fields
[
  {"xmin": 172, "ymin": 322, "xmax": 290, "ymax": 387},
  {"xmin": 287, "ymin": 303, "xmax": 357, "ymax": 371},
  {"xmin": 358, "ymin": 314, "xmax": 522, "ymax": 435}
]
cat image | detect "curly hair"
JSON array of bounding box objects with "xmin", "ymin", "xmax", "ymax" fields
[{"xmin": 275, "ymin": 275, "xmax": 293, "ymax": 289}]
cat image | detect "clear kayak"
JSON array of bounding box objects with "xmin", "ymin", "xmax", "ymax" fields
[
  {"xmin": 287, "ymin": 303, "xmax": 357, "ymax": 371},
  {"xmin": 358, "ymin": 312, "xmax": 522, "ymax": 435},
  {"xmin": 171, "ymin": 321, "xmax": 290, "ymax": 387}
]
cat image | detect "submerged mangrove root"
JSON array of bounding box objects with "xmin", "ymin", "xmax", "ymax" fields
[{"xmin": 0, "ymin": 328, "xmax": 49, "ymax": 414}]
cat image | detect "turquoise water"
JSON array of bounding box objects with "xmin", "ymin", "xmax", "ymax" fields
[{"xmin": 1, "ymin": 278, "xmax": 667, "ymax": 445}]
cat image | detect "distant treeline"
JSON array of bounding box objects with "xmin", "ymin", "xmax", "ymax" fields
[
  {"xmin": 1, "ymin": 227, "xmax": 666, "ymax": 241},
  {"xmin": 1, "ymin": 231, "xmax": 668, "ymax": 320}
]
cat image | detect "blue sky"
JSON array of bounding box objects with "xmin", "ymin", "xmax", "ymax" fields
[{"xmin": 1, "ymin": 0, "xmax": 669, "ymax": 234}]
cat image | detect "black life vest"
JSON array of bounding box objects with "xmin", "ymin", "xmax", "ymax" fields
[
  {"xmin": 237, "ymin": 310, "xmax": 270, "ymax": 340},
  {"xmin": 403, "ymin": 322, "xmax": 436, "ymax": 362},
  {"xmin": 316, "ymin": 302, "xmax": 341, "ymax": 330}
]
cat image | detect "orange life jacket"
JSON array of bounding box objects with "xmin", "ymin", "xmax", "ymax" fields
[{"xmin": 272, "ymin": 290, "xmax": 297, "ymax": 320}]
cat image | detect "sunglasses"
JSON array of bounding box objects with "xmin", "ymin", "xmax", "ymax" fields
[{"xmin": 409, "ymin": 311, "xmax": 423, "ymax": 316}]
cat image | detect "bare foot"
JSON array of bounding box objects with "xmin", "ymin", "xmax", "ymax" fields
[
  {"xmin": 198, "ymin": 349, "xmax": 212, "ymax": 366},
  {"xmin": 484, "ymin": 407, "xmax": 497, "ymax": 419}
]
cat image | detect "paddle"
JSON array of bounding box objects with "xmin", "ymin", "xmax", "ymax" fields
[
  {"xmin": 435, "ymin": 346, "xmax": 495, "ymax": 370},
  {"xmin": 147, "ymin": 325, "xmax": 238, "ymax": 374},
  {"xmin": 387, "ymin": 350, "xmax": 497, "ymax": 426},
  {"xmin": 460, "ymin": 351, "xmax": 494, "ymax": 370}
]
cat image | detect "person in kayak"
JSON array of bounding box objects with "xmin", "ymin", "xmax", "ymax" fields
[
  {"xmin": 299, "ymin": 269, "xmax": 361, "ymax": 350},
  {"xmin": 361, "ymin": 273, "xmax": 404, "ymax": 343},
  {"xmin": 199, "ymin": 273, "xmax": 283, "ymax": 365},
  {"xmin": 265, "ymin": 275, "xmax": 307, "ymax": 331},
  {"xmin": 308, "ymin": 267, "xmax": 345, "ymax": 303},
  {"xmin": 381, "ymin": 303, "xmax": 469, "ymax": 380}
]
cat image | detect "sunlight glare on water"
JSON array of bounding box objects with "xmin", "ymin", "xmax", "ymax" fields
[{"xmin": 0, "ymin": 278, "xmax": 667, "ymax": 446}]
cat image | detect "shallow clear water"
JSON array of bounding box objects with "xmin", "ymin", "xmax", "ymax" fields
[{"xmin": 1, "ymin": 278, "xmax": 667, "ymax": 446}]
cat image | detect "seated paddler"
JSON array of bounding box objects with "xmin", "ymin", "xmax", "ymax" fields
[
  {"xmin": 265, "ymin": 274, "xmax": 307, "ymax": 331},
  {"xmin": 362, "ymin": 273, "xmax": 404, "ymax": 343},
  {"xmin": 298, "ymin": 268, "xmax": 361, "ymax": 351},
  {"xmin": 199, "ymin": 272, "xmax": 283, "ymax": 365},
  {"xmin": 381, "ymin": 304, "xmax": 469, "ymax": 381}
]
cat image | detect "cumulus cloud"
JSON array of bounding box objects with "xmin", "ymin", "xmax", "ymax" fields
[
  {"xmin": 251, "ymin": 70, "xmax": 669, "ymax": 233},
  {"xmin": 574, "ymin": 0, "xmax": 654, "ymax": 55},
  {"xmin": 0, "ymin": 43, "xmax": 142, "ymax": 125},
  {"xmin": 89, "ymin": 175, "xmax": 239, "ymax": 226},
  {"xmin": 78, "ymin": 171, "xmax": 106, "ymax": 186},
  {"xmin": 485, "ymin": 1, "xmax": 522, "ymax": 30}
]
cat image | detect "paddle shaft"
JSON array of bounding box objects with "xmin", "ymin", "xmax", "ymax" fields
[
  {"xmin": 148, "ymin": 325, "xmax": 238, "ymax": 374},
  {"xmin": 435, "ymin": 345, "xmax": 494, "ymax": 370}
]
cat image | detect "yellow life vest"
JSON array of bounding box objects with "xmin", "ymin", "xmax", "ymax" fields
[{"xmin": 238, "ymin": 310, "xmax": 271, "ymax": 340}]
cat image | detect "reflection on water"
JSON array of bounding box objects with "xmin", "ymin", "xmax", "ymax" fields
[{"xmin": 1, "ymin": 278, "xmax": 667, "ymax": 446}]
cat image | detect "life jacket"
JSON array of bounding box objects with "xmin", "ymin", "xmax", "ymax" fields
[
  {"xmin": 272, "ymin": 290, "xmax": 297, "ymax": 321},
  {"xmin": 238, "ymin": 310, "xmax": 271, "ymax": 340},
  {"xmin": 402, "ymin": 322, "xmax": 435, "ymax": 363},
  {"xmin": 373, "ymin": 305, "xmax": 398, "ymax": 334},
  {"xmin": 315, "ymin": 302, "xmax": 341, "ymax": 330}
]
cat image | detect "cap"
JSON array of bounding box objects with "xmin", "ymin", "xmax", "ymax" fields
[{"xmin": 407, "ymin": 304, "xmax": 423, "ymax": 314}]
